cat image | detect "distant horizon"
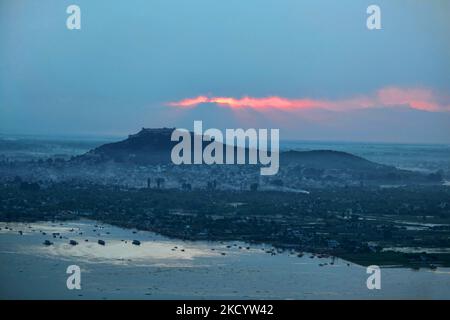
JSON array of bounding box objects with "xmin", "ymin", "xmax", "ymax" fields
[{"xmin": 1, "ymin": 129, "xmax": 450, "ymax": 146}]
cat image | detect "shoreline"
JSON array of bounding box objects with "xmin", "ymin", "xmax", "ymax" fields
[{"xmin": 2, "ymin": 217, "xmax": 449, "ymax": 270}]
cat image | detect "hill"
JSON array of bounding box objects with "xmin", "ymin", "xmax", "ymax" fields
[{"xmin": 72, "ymin": 128, "xmax": 441, "ymax": 185}]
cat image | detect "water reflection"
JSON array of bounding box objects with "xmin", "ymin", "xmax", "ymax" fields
[{"xmin": 1, "ymin": 219, "xmax": 450, "ymax": 299}]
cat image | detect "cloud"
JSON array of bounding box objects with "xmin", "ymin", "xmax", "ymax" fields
[{"xmin": 167, "ymin": 87, "xmax": 450, "ymax": 112}]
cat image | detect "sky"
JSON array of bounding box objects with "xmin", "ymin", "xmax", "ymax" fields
[{"xmin": 0, "ymin": 0, "xmax": 449, "ymax": 142}]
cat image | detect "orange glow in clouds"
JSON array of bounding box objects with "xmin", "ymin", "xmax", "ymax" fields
[{"xmin": 167, "ymin": 87, "xmax": 450, "ymax": 112}]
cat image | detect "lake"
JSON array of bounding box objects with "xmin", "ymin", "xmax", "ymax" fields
[{"xmin": 1, "ymin": 220, "xmax": 449, "ymax": 299}]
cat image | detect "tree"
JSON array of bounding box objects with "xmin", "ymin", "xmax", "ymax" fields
[{"xmin": 156, "ymin": 178, "xmax": 165, "ymax": 189}]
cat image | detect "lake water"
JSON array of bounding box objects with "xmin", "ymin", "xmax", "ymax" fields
[{"xmin": 1, "ymin": 220, "xmax": 449, "ymax": 299}]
